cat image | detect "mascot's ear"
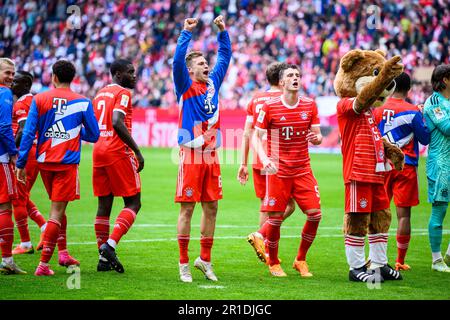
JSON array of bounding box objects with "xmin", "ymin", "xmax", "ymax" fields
[
  {"xmin": 340, "ymin": 49, "xmax": 364, "ymax": 72},
  {"xmin": 375, "ymin": 49, "xmax": 386, "ymax": 57}
]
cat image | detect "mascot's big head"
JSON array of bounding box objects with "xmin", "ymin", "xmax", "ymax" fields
[{"xmin": 334, "ymin": 49, "xmax": 397, "ymax": 107}]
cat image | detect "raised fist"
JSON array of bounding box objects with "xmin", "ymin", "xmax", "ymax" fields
[
  {"xmin": 213, "ymin": 15, "xmax": 225, "ymax": 31},
  {"xmin": 184, "ymin": 18, "xmax": 198, "ymax": 32}
]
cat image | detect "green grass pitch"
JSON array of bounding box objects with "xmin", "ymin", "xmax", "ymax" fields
[{"xmin": 2, "ymin": 146, "xmax": 449, "ymax": 300}]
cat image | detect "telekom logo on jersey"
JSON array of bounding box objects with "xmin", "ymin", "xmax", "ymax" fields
[
  {"xmin": 282, "ymin": 126, "xmax": 294, "ymax": 140},
  {"xmin": 52, "ymin": 98, "xmax": 68, "ymax": 115}
]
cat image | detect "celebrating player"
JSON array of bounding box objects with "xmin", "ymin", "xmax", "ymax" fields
[
  {"xmin": 11, "ymin": 70, "xmax": 48, "ymax": 255},
  {"xmin": 254, "ymin": 64, "xmax": 323, "ymax": 277},
  {"xmin": 173, "ymin": 16, "xmax": 231, "ymax": 282},
  {"xmin": 0, "ymin": 57, "xmax": 26, "ymax": 275},
  {"xmin": 16, "ymin": 59, "xmax": 99, "ymax": 276},
  {"xmin": 423, "ymin": 64, "xmax": 450, "ymax": 272},
  {"xmin": 92, "ymin": 59, "xmax": 143, "ymax": 273},
  {"xmin": 237, "ymin": 62, "xmax": 296, "ymax": 264},
  {"xmin": 373, "ymin": 72, "xmax": 430, "ymax": 271}
]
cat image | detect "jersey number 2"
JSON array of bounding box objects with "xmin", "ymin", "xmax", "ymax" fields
[{"xmin": 97, "ymin": 100, "xmax": 107, "ymax": 130}]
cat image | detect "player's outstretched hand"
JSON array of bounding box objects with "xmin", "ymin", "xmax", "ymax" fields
[
  {"xmin": 184, "ymin": 18, "xmax": 198, "ymax": 32},
  {"xmin": 213, "ymin": 15, "xmax": 225, "ymax": 31},
  {"xmin": 237, "ymin": 164, "xmax": 249, "ymax": 185},
  {"xmin": 136, "ymin": 151, "xmax": 144, "ymax": 173},
  {"xmin": 16, "ymin": 167, "xmax": 26, "ymax": 185}
]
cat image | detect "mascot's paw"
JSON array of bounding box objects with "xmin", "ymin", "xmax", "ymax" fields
[
  {"xmin": 383, "ymin": 139, "xmax": 404, "ymax": 171},
  {"xmin": 380, "ymin": 55, "xmax": 404, "ymax": 80}
]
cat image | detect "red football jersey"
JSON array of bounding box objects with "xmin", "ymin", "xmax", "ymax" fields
[
  {"xmin": 255, "ymin": 95, "xmax": 320, "ymax": 177},
  {"xmin": 12, "ymin": 93, "xmax": 33, "ymax": 136},
  {"xmin": 337, "ymin": 97, "xmax": 385, "ymax": 184},
  {"xmin": 92, "ymin": 84, "xmax": 133, "ymax": 167},
  {"xmin": 246, "ymin": 90, "xmax": 282, "ymax": 169}
]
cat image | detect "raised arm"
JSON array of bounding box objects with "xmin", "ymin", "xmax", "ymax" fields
[
  {"xmin": 173, "ymin": 18, "xmax": 198, "ymax": 98},
  {"xmin": 210, "ymin": 15, "xmax": 232, "ymax": 87}
]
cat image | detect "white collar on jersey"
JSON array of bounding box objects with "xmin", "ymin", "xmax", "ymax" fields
[{"xmin": 281, "ymin": 95, "xmax": 300, "ymax": 109}]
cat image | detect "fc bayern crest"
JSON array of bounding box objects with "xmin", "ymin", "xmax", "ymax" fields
[
  {"xmin": 268, "ymin": 197, "xmax": 276, "ymax": 207},
  {"xmin": 300, "ymin": 111, "xmax": 308, "ymax": 120},
  {"xmin": 359, "ymin": 198, "xmax": 368, "ymax": 209},
  {"xmin": 185, "ymin": 187, "xmax": 194, "ymax": 198}
]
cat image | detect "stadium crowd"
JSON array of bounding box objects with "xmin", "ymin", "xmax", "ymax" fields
[{"xmin": 0, "ymin": 0, "xmax": 449, "ymax": 108}]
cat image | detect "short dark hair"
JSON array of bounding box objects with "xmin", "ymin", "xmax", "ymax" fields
[
  {"xmin": 52, "ymin": 60, "xmax": 76, "ymax": 84},
  {"xmin": 394, "ymin": 72, "xmax": 411, "ymax": 94},
  {"xmin": 16, "ymin": 70, "xmax": 34, "ymax": 86},
  {"xmin": 279, "ymin": 64, "xmax": 300, "ymax": 80},
  {"xmin": 185, "ymin": 51, "xmax": 204, "ymax": 68},
  {"xmin": 266, "ymin": 62, "xmax": 287, "ymax": 86},
  {"xmin": 431, "ymin": 64, "xmax": 450, "ymax": 92},
  {"xmin": 110, "ymin": 58, "xmax": 133, "ymax": 77}
]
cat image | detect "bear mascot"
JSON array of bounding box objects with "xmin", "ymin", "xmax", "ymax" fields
[{"xmin": 334, "ymin": 49, "xmax": 405, "ymax": 282}]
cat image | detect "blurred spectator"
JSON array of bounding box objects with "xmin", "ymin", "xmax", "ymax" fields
[{"xmin": 0, "ymin": 0, "xmax": 448, "ymax": 109}]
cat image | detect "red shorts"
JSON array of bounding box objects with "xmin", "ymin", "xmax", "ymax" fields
[
  {"xmin": 93, "ymin": 155, "xmax": 141, "ymax": 197},
  {"xmin": 13, "ymin": 147, "xmax": 40, "ymax": 207},
  {"xmin": 261, "ymin": 171, "xmax": 320, "ymax": 213},
  {"xmin": 175, "ymin": 147, "xmax": 222, "ymax": 203},
  {"xmin": 39, "ymin": 164, "xmax": 80, "ymax": 202},
  {"xmin": 384, "ymin": 164, "xmax": 419, "ymax": 207},
  {"xmin": 0, "ymin": 163, "xmax": 17, "ymax": 203},
  {"xmin": 345, "ymin": 180, "xmax": 389, "ymax": 213},
  {"xmin": 252, "ymin": 168, "xmax": 266, "ymax": 199}
]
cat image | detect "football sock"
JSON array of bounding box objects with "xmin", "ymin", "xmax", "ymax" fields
[
  {"xmin": 428, "ymin": 202, "xmax": 447, "ymax": 254},
  {"xmin": 178, "ymin": 234, "xmax": 190, "ymax": 264},
  {"xmin": 0, "ymin": 209, "xmax": 14, "ymax": 258},
  {"xmin": 258, "ymin": 220, "xmax": 269, "ymax": 238},
  {"xmin": 14, "ymin": 205, "xmax": 30, "ymax": 243},
  {"xmin": 396, "ymin": 234, "xmax": 410, "ymax": 264},
  {"xmin": 266, "ymin": 216, "xmax": 283, "ymax": 266},
  {"xmin": 345, "ymin": 235, "xmax": 365, "ymax": 270},
  {"xmin": 297, "ymin": 211, "xmax": 321, "ymax": 261},
  {"xmin": 368, "ymin": 233, "xmax": 389, "ymax": 266},
  {"xmin": 109, "ymin": 208, "xmax": 136, "ymax": 245},
  {"xmin": 57, "ymin": 214, "xmax": 67, "ymax": 252},
  {"xmin": 27, "ymin": 200, "xmax": 46, "ymax": 228},
  {"xmin": 95, "ymin": 216, "xmax": 110, "ymax": 249},
  {"xmin": 41, "ymin": 219, "xmax": 61, "ymax": 263},
  {"xmin": 200, "ymin": 236, "xmax": 213, "ymax": 262},
  {"xmin": 432, "ymin": 252, "xmax": 443, "ymax": 263}
]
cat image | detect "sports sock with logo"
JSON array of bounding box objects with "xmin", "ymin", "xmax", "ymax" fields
[
  {"xmin": 57, "ymin": 214, "xmax": 67, "ymax": 251},
  {"xmin": 109, "ymin": 208, "xmax": 136, "ymax": 245},
  {"xmin": 40, "ymin": 219, "xmax": 61, "ymax": 263}
]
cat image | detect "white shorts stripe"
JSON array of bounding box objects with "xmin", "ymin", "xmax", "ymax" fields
[{"xmin": 3, "ymin": 164, "xmax": 13, "ymax": 195}]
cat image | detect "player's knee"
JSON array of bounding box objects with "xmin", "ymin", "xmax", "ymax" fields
[
  {"xmin": 305, "ymin": 209, "xmax": 322, "ymax": 223},
  {"xmin": 180, "ymin": 203, "xmax": 195, "ymax": 217}
]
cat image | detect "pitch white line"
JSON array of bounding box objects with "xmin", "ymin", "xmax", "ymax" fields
[
  {"xmin": 65, "ymin": 231, "xmax": 449, "ymax": 246},
  {"xmin": 28, "ymin": 224, "xmax": 445, "ymax": 232}
]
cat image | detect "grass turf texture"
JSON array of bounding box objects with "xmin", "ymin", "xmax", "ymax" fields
[{"xmin": 1, "ymin": 146, "xmax": 449, "ymax": 300}]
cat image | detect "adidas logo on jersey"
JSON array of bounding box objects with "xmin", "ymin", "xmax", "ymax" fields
[
  {"xmin": 280, "ymin": 116, "xmax": 286, "ymax": 121},
  {"xmin": 45, "ymin": 121, "xmax": 70, "ymax": 140}
]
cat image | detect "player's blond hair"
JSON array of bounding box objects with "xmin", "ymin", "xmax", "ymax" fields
[
  {"xmin": 185, "ymin": 51, "xmax": 204, "ymax": 68},
  {"xmin": 0, "ymin": 58, "xmax": 15, "ymax": 70}
]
